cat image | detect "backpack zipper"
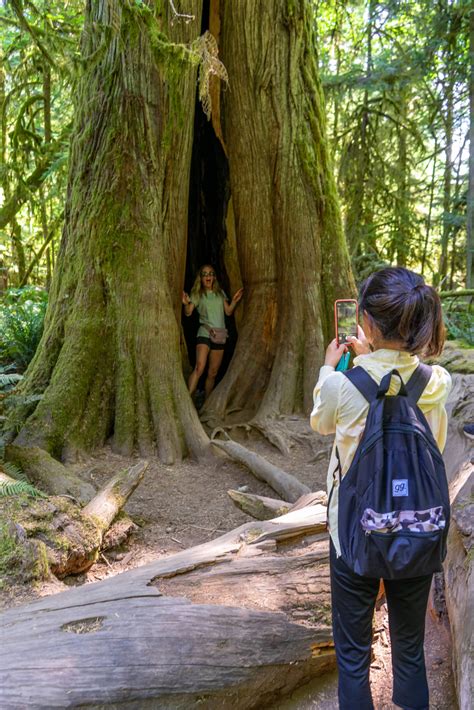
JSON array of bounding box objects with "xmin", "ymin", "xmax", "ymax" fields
[
  {"xmin": 360, "ymin": 424, "xmax": 443, "ymax": 462},
  {"xmin": 364, "ymin": 528, "xmax": 443, "ymax": 537}
]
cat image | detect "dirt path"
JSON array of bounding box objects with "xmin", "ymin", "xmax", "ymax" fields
[{"xmin": 0, "ymin": 416, "xmax": 461, "ymax": 709}]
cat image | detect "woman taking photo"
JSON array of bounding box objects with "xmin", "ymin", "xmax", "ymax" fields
[
  {"xmin": 311, "ymin": 267, "xmax": 451, "ymax": 710},
  {"xmin": 182, "ymin": 265, "xmax": 243, "ymax": 400}
]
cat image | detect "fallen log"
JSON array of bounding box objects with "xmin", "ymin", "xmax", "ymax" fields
[
  {"xmin": 83, "ymin": 461, "xmax": 146, "ymax": 533},
  {"xmin": 228, "ymin": 489, "xmax": 328, "ymax": 521},
  {"xmin": 290, "ymin": 490, "xmax": 328, "ymax": 510},
  {"xmin": 227, "ymin": 489, "xmax": 291, "ymax": 519},
  {"xmin": 0, "ymin": 461, "xmax": 148, "ymax": 580},
  {"xmin": 212, "ymin": 437, "xmax": 310, "ymax": 502},
  {"xmin": 443, "ymin": 374, "xmax": 474, "ymax": 483},
  {"xmin": 0, "ymin": 506, "xmax": 334, "ymax": 709}
]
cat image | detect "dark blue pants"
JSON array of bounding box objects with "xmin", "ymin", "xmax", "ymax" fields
[{"xmin": 330, "ymin": 542, "xmax": 432, "ymax": 710}]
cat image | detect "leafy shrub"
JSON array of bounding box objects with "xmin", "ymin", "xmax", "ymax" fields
[
  {"xmin": 443, "ymin": 298, "xmax": 474, "ymax": 346},
  {"xmin": 0, "ymin": 287, "xmax": 48, "ymax": 370}
]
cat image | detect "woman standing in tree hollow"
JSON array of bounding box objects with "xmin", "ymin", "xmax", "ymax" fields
[{"xmin": 182, "ymin": 265, "xmax": 243, "ymax": 400}]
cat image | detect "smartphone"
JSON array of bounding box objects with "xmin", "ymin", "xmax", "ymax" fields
[{"xmin": 334, "ymin": 299, "xmax": 359, "ymax": 346}]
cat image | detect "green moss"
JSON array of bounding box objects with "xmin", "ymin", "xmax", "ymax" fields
[
  {"xmin": 245, "ymin": 528, "xmax": 264, "ymax": 543},
  {"xmin": 0, "ymin": 517, "xmax": 50, "ymax": 588},
  {"xmin": 0, "ymin": 523, "xmax": 21, "ymax": 583}
]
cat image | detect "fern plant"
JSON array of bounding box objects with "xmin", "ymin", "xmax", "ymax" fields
[
  {"xmin": 0, "ymin": 287, "xmax": 48, "ymax": 370},
  {"xmin": 0, "ymin": 480, "xmax": 46, "ymax": 498},
  {"xmin": 0, "ymin": 370, "xmax": 23, "ymax": 392},
  {"xmin": 0, "ymin": 369, "xmax": 46, "ymax": 499}
]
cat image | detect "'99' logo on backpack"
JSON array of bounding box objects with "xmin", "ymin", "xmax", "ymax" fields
[{"xmin": 392, "ymin": 479, "xmax": 409, "ymax": 497}]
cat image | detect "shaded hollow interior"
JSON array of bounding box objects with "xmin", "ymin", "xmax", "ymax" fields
[{"xmin": 182, "ymin": 15, "xmax": 235, "ymax": 388}]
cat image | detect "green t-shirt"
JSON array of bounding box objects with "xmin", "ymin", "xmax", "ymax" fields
[{"xmin": 191, "ymin": 290, "xmax": 227, "ymax": 338}]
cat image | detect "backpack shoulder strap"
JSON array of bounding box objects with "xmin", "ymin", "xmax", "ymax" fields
[
  {"xmin": 343, "ymin": 366, "xmax": 379, "ymax": 402},
  {"xmin": 406, "ymin": 363, "xmax": 433, "ymax": 403}
]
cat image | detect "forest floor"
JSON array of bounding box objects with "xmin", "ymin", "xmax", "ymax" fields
[{"xmin": 0, "ymin": 412, "xmax": 460, "ymax": 709}]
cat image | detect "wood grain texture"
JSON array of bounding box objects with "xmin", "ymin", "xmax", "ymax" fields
[
  {"xmin": 228, "ymin": 488, "xmax": 291, "ymax": 519},
  {"xmin": 0, "ymin": 509, "xmax": 334, "ymax": 708},
  {"xmin": 443, "ymin": 462, "xmax": 474, "ymax": 710}
]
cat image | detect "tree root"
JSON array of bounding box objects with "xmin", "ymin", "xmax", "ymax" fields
[
  {"xmin": 209, "ymin": 417, "xmax": 314, "ymax": 458},
  {"xmin": 211, "ymin": 435, "xmax": 310, "ymax": 502},
  {"xmin": 6, "ymin": 444, "xmax": 96, "ymax": 504},
  {"xmin": 250, "ymin": 418, "xmax": 293, "ymax": 455}
]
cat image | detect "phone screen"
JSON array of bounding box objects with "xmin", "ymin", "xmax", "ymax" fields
[{"xmin": 336, "ymin": 300, "xmax": 358, "ymax": 345}]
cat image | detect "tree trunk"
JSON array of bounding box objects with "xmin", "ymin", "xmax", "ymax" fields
[
  {"xmin": 9, "ymin": 0, "xmax": 353, "ymax": 465},
  {"xmin": 203, "ymin": 0, "xmax": 353, "ymax": 425},
  {"xmin": 436, "ymin": 8, "xmax": 455, "ymax": 288},
  {"xmin": 10, "ymin": 1, "xmax": 208, "ymax": 463},
  {"xmin": 394, "ymin": 86, "xmax": 410, "ymax": 267}
]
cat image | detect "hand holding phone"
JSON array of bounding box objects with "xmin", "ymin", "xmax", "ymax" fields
[
  {"xmin": 334, "ymin": 299, "xmax": 359, "ymax": 347},
  {"xmin": 346, "ymin": 325, "xmax": 371, "ymax": 356}
]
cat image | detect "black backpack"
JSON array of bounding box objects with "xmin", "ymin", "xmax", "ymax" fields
[{"xmin": 337, "ymin": 364, "xmax": 450, "ymax": 579}]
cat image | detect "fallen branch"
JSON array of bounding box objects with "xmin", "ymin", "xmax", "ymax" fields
[
  {"xmin": 228, "ymin": 489, "xmax": 328, "ymax": 521},
  {"xmin": 211, "ymin": 437, "xmax": 310, "ymax": 502},
  {"xmin": 227, "ymin": 489, "xmax": 291, "ymax": 519},
  {"xmin": 83, "ymin": 462, "xmax": 147, "ymax": 534}
]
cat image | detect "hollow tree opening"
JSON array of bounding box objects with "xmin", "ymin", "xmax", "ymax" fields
[
  {"xmin": 201, "ymin": 0, "xmax": 355, "ymax": 446},
  {"xmin": 182, "ymin": 0, "xmax": 235, "ymax": 384}
]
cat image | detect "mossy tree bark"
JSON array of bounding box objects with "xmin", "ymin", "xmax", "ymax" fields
[
  {"xmin": 11, "ymin": 0, "xmax": 208, "ymax": 463},
  {"xmin": 10, "ymin": 0, "xmax": 353, "ymax": 464},
  {"xmin": 203, "ymin": 0, "xmax": 354, "ymax": 429}
]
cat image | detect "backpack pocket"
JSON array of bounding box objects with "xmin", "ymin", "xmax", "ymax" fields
[
  {"xmin": 356, "ymin": 524, "xmax": 446, "ymax": 579},
  {"xmin": 361, "ymin": 506, "xmax": 446, "ymax": 533}
]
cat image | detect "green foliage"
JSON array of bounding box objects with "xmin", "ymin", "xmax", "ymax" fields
[
  {"xmin": 443, "ymin": 298, "xmax": 474, "ymax": 345},
  {"xmin": 0, "ymin": 366, "xmax": 23, "ymax": 393},
  {"xmin": 1, "ymin": 461, "xmax": 25, "ymax": 480},
  {"xmin": 0, "ymin": 0, "xmax": 81, "ymax": 287},
  {"xmin": 0, "ymin": 479, "xmax": 46, "ymax": 499},
  {"xmin": 0, "ymin": 286, "xmax": 48, "ymax": 369},
  {"xmin": 0, "ymin": 401, "xmax": 46, "ymax": 499},
  {"xmin": 316, "ymin": 0, "xmax": 470, "ymax": 286}
]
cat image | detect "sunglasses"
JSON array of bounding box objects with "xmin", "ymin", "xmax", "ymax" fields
[{"xmin": 201, "ymin": 271, "xmax": 215, "ymax": 277}]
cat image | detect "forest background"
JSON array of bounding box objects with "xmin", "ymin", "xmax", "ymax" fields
[
  {"xmin": 0, "ymin": 2, "xmax": 472, "ymax": 706},
  {"xmin": 0, "ymin": 0, "xmax": 472, "ymax": 435}
]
